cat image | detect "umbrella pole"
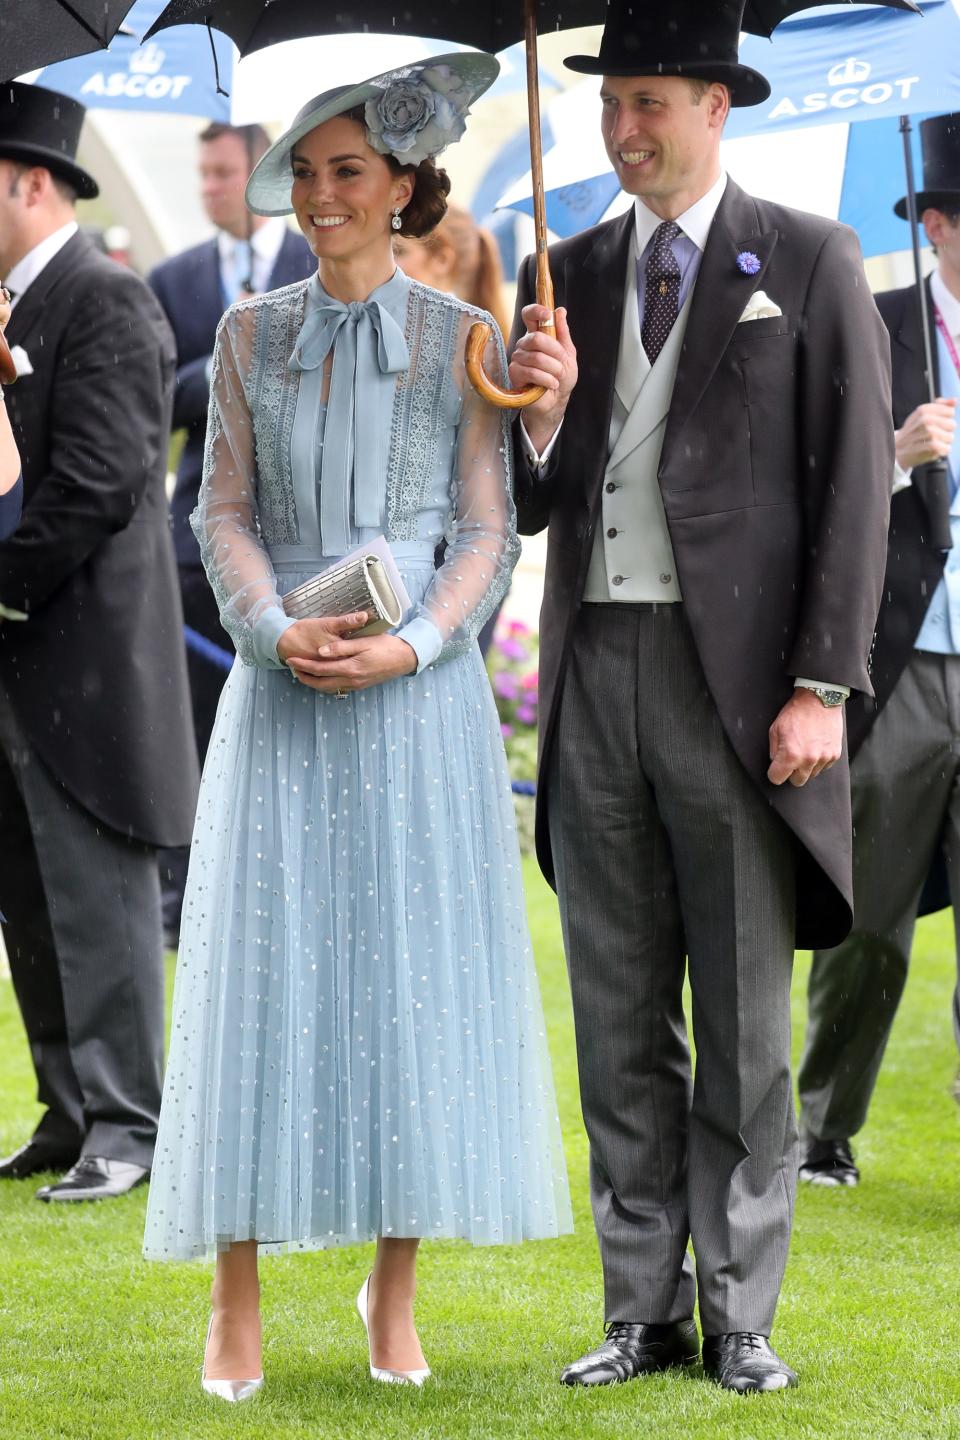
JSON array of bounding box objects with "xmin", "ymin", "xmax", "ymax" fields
[
  {"xmin": 899, "ymin": 114, "xmax": 937, "ymax": 402},
  {"xmin": 899, "ymin": 112, "xmax": 951, "ymax": 552},
  {"xmin": 464, "ymin": 0, "xmax": 555, "ymax": 408}
]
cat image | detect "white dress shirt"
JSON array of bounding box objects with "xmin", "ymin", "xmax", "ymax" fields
[
  {"xmin": 217, "ymin": 216, "xmax": 289, "ymax": 299},
  {"xmin": 4, "ymin": 221, "xmax": 79, "ymax": 303}
]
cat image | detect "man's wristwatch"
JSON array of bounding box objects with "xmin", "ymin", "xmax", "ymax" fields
[{"xmin": 809, "ymin": 686, "xmax": 846, "ymax": 708}]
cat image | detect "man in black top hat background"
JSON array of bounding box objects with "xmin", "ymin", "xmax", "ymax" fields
[
  {"xmin": 147, "ymin": 121, "xmax": 313, "ymax": 948},
  {"xmin": 798, "ymin": 112, "xmax": 960, "ymax": 1189},
  {"xmin": 507, "ymin": 0, "xmax": 892, "ymax": 1392},
  {"xmin": 0, "ymin": 82, "xmax": 199, "ymax": 1202}
]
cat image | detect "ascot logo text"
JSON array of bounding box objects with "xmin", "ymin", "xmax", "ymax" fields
[
  {"xmin": 768, "ymin": 55, "xmax": 919, "ymax": 120},
  {"xmin": 80, "ymin": 43, "xmax": 194, "ymax": 102}
]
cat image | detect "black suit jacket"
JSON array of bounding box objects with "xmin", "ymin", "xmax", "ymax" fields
[
  {"xmin": 148, "ymin": 228, "xmax": 315, "ymax": 566},
  {"xmin": 846, "ymin": 278, "xmax": 950, "ymax": 755},
  {"xmin": 512, "ymin": 181, "xmax": 893, "ymax": 950},
  {"xmin": 0, "ymin": 232, "xmax": 199, "ymax": 848}
]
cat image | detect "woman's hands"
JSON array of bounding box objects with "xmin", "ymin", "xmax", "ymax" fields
[{"xmin": 277, "ymin": 611, "xmax": 418, "ymax": 693}]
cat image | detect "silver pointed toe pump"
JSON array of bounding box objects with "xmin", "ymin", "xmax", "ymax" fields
[
  {"xmin": 356, "ymin": 1275, "xmax": 431, "ymax": 1387},
  {"xmin": 201, "ymin": 1317, "xmax": 264, "ymax": 1402}
]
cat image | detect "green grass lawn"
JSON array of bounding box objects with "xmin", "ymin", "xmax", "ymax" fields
[{"xmin": 1, "ymin": 860, "xmax": 958, "ymax": 1440}]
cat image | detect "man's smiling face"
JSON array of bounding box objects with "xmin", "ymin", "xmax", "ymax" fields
[{"xmin": 599, "ymin": 74, "xmax": 729, "ymax": 219}]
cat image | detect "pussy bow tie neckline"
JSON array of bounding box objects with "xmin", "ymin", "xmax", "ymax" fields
[{"xmin": 289, "ymin": 292, "xmax": 409, "ymax": 553}]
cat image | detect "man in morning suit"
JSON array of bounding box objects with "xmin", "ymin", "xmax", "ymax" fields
[
  {"xmin": 507, "ymin": 0, "xmax": 892, "ymax": 1392},
  {"xmin": 0, "ymin": 84, "xmax": 199, "ymax": 1201},
  {"xmin": 148, "ymin": 121, "xmax": 314, "ymax": 944},
  {"xmin": 798, "ymin": 113, "xmax": 960, "ymax": 1188}
]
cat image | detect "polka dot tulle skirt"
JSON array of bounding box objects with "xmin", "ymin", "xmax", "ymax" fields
[{"xmin": 143, "ymin": 627, "xmax": 572, "ymax": 1260}]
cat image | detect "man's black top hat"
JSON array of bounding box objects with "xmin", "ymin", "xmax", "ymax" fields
[
  {"xmin": 0, "ymin": 82, "xmax": 99, "ymax": 200},
  {"xmin": 565, "ymin": 0, "xmax": 770, "ymax": 107},
  {"xmin": 895, "ymin": 112, "xmax": 960, "ymax": 219}
]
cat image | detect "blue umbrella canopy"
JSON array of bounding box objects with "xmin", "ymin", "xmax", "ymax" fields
[{"xmin": 26, "ymin": 0, "xmax": 233, "ymax": 119}]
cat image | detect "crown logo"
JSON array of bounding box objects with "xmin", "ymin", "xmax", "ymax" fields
[
  {"xmin": 129, "ymin": 42, "xmax": 165, "ymax": 76},
  {"xmin": 827, "ymin": 57, "xmax": 871, "ymax": 86}
]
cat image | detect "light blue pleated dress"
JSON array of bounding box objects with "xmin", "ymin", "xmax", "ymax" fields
[{"xmin": 143, "ymin": 270, "xmax": 572, "ymax": 1260}]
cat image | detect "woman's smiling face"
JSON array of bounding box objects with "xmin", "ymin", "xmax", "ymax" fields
[{"xmin": 290, "ymin": 115, "xmax": 413, "ymax": 260}]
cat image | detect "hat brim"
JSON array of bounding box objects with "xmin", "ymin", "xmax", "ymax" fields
[
  {"xmin": 246, "ymin": 51, "xmax": 499, "ymax": 217},
  {"xmin": 894, "ymin": 189, "xmax": 960, "ymax": 219},
  {"xmin": 562, "ymin": 57, "xmax": 771, "ymax": 107},
  {"xmin": 0, "ymin": 141, "xmax": 98, "ymax": 199}
]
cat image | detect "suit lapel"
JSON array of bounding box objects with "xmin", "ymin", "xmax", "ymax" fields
[
  {"xmin": 6, "ymin": 231, "xmax": 90, "ymax": 349},
  {"xmin": 894, "ymin": 274, "xmax": 941, "ymax": 399},
  {"xmin": 665, "ymin": 179, "xmax": 779, "ymax": 443},
  {"xmin": 574, "ymin": 211, "xmax": 633, "ymax": 488}
]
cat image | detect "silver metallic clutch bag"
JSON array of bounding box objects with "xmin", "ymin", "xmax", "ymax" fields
[{"xmin": 282, "ymin": 547, "xmax": 405, "ymax": 637}]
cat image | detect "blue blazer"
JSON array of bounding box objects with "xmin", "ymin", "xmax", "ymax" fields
[
  {"xmin": 149, "ymin": 228, "xmax": 315, "ymax": 566},
  {"xmin": 0, "ymin": 474, "xmax": 21, "ymax": 540}
]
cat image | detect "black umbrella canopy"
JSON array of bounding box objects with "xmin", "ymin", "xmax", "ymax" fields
[
  {"xmin": 145, "ymin": 0, "xmax": 919, "ymax": 56},
  {"xmin": 0, "ymin": 0, "xmax": 137, "ymax": 84}
]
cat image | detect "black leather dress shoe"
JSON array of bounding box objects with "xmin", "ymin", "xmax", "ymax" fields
[
  {"xmin": 35, "ymin": 1156, "xmax": 149, "ymax": 1203},
  {"xmin": 798, "ymin": 1136, "xmax": 859, "ymax": 1187},
  {"xmin": 702, "ymin": 1333, "xmax": 797, "ymax": 1392},
  {"xmin": 560, "ymin": 1321, "xmax": 700, "ymax": 1386},
  {"xmin": 0, "ymin": 1139, "xmax": 81, "ymax": 1180}
]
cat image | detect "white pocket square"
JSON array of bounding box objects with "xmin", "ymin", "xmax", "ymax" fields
[
  {"xmin": 10, "ymin": 345, "xmax": 34, "ymax": 377},
  {"xmin": 738, "ymin": 291, "xmax": 783, "ymax": 323}
]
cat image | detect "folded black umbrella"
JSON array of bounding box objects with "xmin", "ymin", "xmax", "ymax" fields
[{"xmin": 0, "ymin": 0, "xmax": 135, "ymax": 84}]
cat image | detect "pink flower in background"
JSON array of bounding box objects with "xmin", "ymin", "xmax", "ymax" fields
[
  {"xmin": 501, "ymin": 723, "xmax": 514, "ymax": 739},
  {"xmin": 496, "ymin": 638, "xmax": 526, "ymax": 662},
  {"xmin": 509, "ymin": 619, "xmax": 529, "ymax": 636},
  {"xmin": 516, "ymin": 706, "xmax": 537, "ymax": 725},
  {"xmin": 520, "ymin": 671, "xmax": 538, "ymax": 691},
  {"xmin": 493, "ymin": 673, "xmax": 519, "ymax": 701}
]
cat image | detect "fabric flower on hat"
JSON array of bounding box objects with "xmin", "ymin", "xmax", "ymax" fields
[{"xmin": 365, "ymin": 68, "xmax": 468, "ymax": 166}]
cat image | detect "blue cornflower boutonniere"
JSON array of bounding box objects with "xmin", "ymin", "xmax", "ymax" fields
[{"xmin": 736, "ymin": 250, "xmax": 761, "ymax": 276}]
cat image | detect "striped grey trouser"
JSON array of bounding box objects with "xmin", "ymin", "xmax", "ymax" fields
[{"xmin": 548, "ymin": 602, "xmax": 797, "ymax": 1335}]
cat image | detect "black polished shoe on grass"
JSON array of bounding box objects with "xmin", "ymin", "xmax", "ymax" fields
[
  {"xmin": 798, "ymin": 1136, "xmax": 859, "ymax": 1187},
  {"xmin": 560, "ymin": 1320, "xmax": 700, "ymax": 1386},
  {"xmin": 702, "ymin": 1333, "xmax": 797, "ymax": 1392},
  {"xmin": 0, "ymin": 1138, "xmax": 81, "ymax": 1180},
  {"xmin": 36, "ymin": 1156, "xmax": 149, "ymax": 1202}
]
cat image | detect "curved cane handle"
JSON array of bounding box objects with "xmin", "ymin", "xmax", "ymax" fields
[
  {"xmin": 465, "ymin": 316, "xmax": 556, "ymax": 412},
  {"xmin": 0, "ymin": 333, "xmax": 16, "ymax": 386}
]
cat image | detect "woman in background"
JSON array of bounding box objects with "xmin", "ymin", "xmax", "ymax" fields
[
  {"xmin": 0, "ymin": 289, "xmax": 23, "ymax": 540},
  {"xmin": 394, "ymin": 210, "xmax": 512, "ymax": 653},
  {"xmin": 393, "ymin": 204, "xmax": 510, "ymax": 341}
]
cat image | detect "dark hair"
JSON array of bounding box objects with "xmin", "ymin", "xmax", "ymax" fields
[
  {"xmin": 199, "ymin": 121, "xmax": 271, "ymax": 165},
  {"xmin": 6, "ymin": 159, "xmax": 76, "ymax": 206},
  {"xmin": 341, "ymin": 105, "xmax": 450, "ymax": 237}
]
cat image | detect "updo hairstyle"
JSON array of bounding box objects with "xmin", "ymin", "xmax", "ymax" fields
[{"xmin": 343, "ymin": 104, "xmax": 451, "ymax": 238}]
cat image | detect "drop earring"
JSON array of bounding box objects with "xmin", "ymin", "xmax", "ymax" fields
[{"xmin": 391, "ymin": 209, "xmax": 402, "ymax": 231}]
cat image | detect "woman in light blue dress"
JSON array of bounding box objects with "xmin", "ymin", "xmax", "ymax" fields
[{"xmin": 143, "ymin": 55, "xmax": 571, "ymax": 1399}]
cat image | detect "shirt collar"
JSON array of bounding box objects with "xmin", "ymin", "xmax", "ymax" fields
[
  {"xmin": 217, "ymin": 216, "xmax": 288, "ymax": 267},
  {"xmin": 5, "ymin": 221, "xmax": 79, "ymax": 302},
  {"xmin": 632, "ymin": 171, "xmax": 728, "ymax": 259},
  {"xmin": 931, "ymin": 267, "xmax": 960, "ymax": 341}
]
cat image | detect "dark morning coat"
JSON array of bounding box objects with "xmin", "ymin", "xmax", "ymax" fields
[
  {"xmin": 148, "ymin": 229, "xmax": 315, "ymax": 567},
  {"xmin": 512, "ymin": 179, "xmax": 893, "ymax": 950},
  {"xmin": 0, "ymin": 231, "xmax": 199, "ymax": 848},
  {"xmin": 846, "ymin": 277, "xmax": 949, "ymax": 754}
]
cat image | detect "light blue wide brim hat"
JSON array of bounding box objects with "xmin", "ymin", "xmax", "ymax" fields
[{"xmin": 246, "ymin": 51, "xmax": 500, "ymax": 217}]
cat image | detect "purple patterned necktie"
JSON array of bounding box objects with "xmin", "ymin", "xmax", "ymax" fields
[{"xmin": 641, "ymin": 220, "xmax": 682, "ymax": 364}]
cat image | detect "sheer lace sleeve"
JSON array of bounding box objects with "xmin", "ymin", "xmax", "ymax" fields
[
  {"xmin": 190, "ymin": 306, "xmax": 296, "ymax": 669},
  {"xmin": 396, "ymin": 315, "xmax": 519, "ymax": 671}
]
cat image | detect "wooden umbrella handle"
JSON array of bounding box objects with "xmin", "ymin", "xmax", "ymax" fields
[
  {"xmin": 0, "ymin": 333, "xmax": 16, "ymax": 386},
  {"xmin": 464, "ymin": 0, "xmax": 555, "ymax": 411}
]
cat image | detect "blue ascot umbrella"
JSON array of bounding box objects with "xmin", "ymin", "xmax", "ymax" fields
[
  {"xmin": 25, "ymin": 0, "xmax": 233, "ymax": 120},
  {"xmin": 501, "ymin": 0, "xmax": 956, "ymax": 257}
]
